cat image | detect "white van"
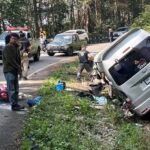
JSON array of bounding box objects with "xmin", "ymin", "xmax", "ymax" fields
[
  {"xmin": 0, "ymin": 28, "xmax": 41, "ymax": 63},
  {"xmin": 94, "ymin": 28, "xmax": 150, "ymax": 116}
]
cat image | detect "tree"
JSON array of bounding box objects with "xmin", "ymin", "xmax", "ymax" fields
[{"xmin": 132, "ymin": 5, "xmax": 150, "ymax": 32}]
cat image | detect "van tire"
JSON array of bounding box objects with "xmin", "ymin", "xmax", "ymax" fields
[{"xmin": 33, "ymin": 47, "xmax": 40, "ymax": 61}]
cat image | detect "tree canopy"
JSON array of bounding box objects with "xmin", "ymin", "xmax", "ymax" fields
[{"xmin": 0, "ymin": 0, "xmax": 150, "ymax": 36}]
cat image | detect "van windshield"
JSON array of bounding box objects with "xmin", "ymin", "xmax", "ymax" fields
[{"xmin": 109, "ymin": 37, "xmax": 150, "ymax": 85}]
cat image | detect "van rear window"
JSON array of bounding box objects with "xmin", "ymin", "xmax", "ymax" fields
[{"xmin": 109, "ymin": 37, "xmax": 150, "ymax": 85}]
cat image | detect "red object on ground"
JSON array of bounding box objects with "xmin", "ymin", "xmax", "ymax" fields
[{"xmin": 0, "ymin": 84, "xmax": 8, "ymax": 102}]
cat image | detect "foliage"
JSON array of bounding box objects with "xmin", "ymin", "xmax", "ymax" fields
[
  {"xmin": 0, "ymin": 0, "xmax": 28, "ymax": 27},
  {"xmin": 21, "ymin": 62, "xmax": 150, "ymax": 150},
  {"xmin": 1, "ymin": 0, "xmax": 150, "ymax": 35},
  {"xmin": 115, "ymin": 123, "xmax": 150, "ymax": 150},
  {"xmin": 132, "ymin": 5, "xmax": 150, "ymax": 32}
]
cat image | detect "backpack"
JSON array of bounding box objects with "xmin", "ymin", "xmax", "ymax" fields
[
  {"xmin": 78, "ymin": 51, "xmax": 89, "ymax": 63},
  {"xmin": 19, "ymin": 38, "xmax": 30, "ymax": 54},
  {"xmin": 0, "ymin": 84, "xmax": 8, "ymax": 102}
]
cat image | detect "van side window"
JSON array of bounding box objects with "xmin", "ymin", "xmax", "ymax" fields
[{"xmin": 109, "ymin": 38, "xmax": 150, "ymax": 85}]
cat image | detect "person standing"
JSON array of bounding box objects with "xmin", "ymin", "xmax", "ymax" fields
[
  {"xmin": 2, "ymin": 33, "xmax": 24, "ymax": 111},
  {"xmin": 19, "ymin": 33, "xmax": 31, "ymax": 80},
  {"xmin": 5, "ymin": 31, "xmax": 12, "ymax": 45},
  {"xmin": 108, "ymin": 28, "xmax": 114, "ymax": 42},
  {"xmin": 77, "ymin": 45, "xmax": 93, "ymax": 81}
]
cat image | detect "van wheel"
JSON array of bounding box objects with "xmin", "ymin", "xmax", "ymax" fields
[
  {"xmin": 34, "ymin": 48, "xmax": 40, "ymax": 61},
  {"xmin": 48, "ymin": 52, "xmax": 55, "ymax": 56},
  {"xmin": 66, "ymin": 48, "xmax": 73, "ymax": 56}
]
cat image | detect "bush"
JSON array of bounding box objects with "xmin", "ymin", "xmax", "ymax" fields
[{"xmin": 132, "ymin": 5, "xmax": 150, "ymax": 32}]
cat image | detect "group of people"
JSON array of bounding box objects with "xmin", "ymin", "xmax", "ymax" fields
[{"xmin": 2, "ymin": 31, "xmax": 31, "ymax": 111}]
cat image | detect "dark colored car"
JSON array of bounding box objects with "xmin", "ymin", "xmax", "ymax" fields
[
  {"xmin": 113, "ymin": 27, "xmax": 129, "ymax": 40},
  {"xmin": 46, "ymin": 33, "xmax": 86, "ymax": 56}
]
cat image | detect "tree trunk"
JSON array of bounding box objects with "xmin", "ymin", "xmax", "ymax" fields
[{"xmin": 33, "ymin": 0, "xmax": 39, "ymax": 38}]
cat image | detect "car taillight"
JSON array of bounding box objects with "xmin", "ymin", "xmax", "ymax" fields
[
  {"xmin": 141, "ymin": 108, "xmax": 149, "ymax": 114},
  {"xmin": 123, "ymin": 47, "xmax": 130, "ymax": 53}
]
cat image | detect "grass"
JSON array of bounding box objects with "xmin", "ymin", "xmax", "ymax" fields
[{"xmin": 21, "ymin": 62, "xmax": 150, "ymax": 150}]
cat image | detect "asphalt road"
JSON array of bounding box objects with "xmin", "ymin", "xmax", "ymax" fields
[
  {"xmin": 0, "ymin": 51, "xmax": 76, "ymax": 82},
  {"xmin": 0, "ymin": 43, "xmax": 109, "ymax": 82}
]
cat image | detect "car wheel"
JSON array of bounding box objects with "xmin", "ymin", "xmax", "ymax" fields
[
  {"xmin": 33, "ymin": 47, "xmax": 40, "ymax": 61},
  {"xmin": 47, "ymin": 52, "xmax": 55, "ymax": 56},
  {"xmin": 66, "ymin": 48, "xmax": 73, "ymax": 56}
]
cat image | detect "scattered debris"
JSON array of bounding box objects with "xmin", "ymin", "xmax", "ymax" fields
[
  {"xmin": 93, "ymin": 96, "xmax": 107, "ymax": 105},
  {"xmin": 90, "ymin": 105, "xmax": 105, "ymax": 110},
  {"xmin": 18, "ymin": 92, "xmax": 33, "ymax": 100},
  {"xmin": 27, "ymin": 96, "xmax": 42, "ymax": 107},
  {"xmin": 0, "ymin": 84, "xmax": 8, "ymax": 102},
  {"xmin": 56, "ymin": 80, "xmax": 66, "ymax": 91},
  {"xmin": 123, "ymin": 109, "xmax": 134, "ymax": 118},
  {"xmin": 135, "ymin": 123, "xmax": 143, "ymax": 128}
]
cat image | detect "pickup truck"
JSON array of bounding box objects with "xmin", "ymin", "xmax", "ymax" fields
[
  {"xmin": 0, "ymin": 29, "xmax": 41, "ymax": 63},
  {"xmin": 46, "ymin": 33, "xmax": 87, "ymax": 56}
]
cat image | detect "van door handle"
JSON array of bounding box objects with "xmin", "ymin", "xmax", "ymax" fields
[{"xmin": 142, "ymin": 69, "xmax": 147, "ymax": 73}]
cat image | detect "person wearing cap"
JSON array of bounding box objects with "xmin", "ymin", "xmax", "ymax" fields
[{"xmin": 2, "ymin": 33, "xmax": 24, "ymax": 111}]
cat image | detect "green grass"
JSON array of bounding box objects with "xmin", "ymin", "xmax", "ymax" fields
[{"xmin": 21, "ymin": 62, "xmax": 150, "ymax": 150}]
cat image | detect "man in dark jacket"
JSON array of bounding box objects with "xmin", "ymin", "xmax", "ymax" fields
[{"xmin": 2, "ymin": 33, "xmax": 24, "ymax": 111}]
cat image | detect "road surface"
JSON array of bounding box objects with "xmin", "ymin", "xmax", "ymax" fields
[{"xmin": 0, "ymin": 43, "xmax": 109, "ymax": 82}]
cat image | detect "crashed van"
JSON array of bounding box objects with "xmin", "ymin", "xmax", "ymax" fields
[{"xmin": 94, "ymin": 28, "xmax": 150, "ymax": 116}]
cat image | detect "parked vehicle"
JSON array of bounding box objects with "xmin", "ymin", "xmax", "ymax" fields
[
  {"xmin": 65, "ymin": 29, "xmax": 89, "ymax": 42},
  {"xmin": 113, "ymin": 27, "xmax": 129, "ymax": 40},
  {"xmin": 94, "ymin": 28, "xmax": 150, "ymax": 116},
  {"xmin": 45, "ymin": 35, "xmax": 54, "ymax": 44},
  {"xmin": 46, "ymin": 33, "xmax": 86, "ymax": 56},
  {"xmin": 0, "ymin": 27, "xmax": 41, "ymax": 63}
]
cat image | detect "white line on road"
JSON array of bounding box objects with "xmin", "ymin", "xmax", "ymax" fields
[{"xmin": 27, "ymin": 60, "xmax": 66, "ymax": 78}]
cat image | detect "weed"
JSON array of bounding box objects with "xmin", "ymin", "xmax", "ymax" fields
[{"xmin": 21, "ymin": 62, "xmax": 150, "ymax": 150}]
